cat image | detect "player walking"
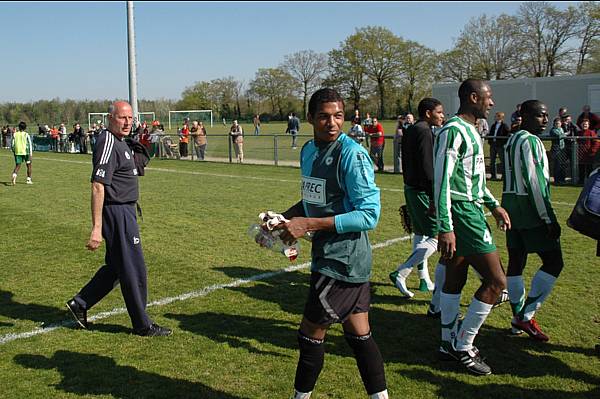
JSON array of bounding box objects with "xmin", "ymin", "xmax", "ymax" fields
[{"xmin": 502, "ymin": 99, "xmax": 563, "ymax": 342}]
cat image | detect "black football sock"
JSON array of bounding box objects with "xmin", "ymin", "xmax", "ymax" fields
[
  {"xmin": 345, "ymin": 331, "xmax": 387, "ymax": 395},
  {"xmin": 294, "ymin": 330, "xmax": 325, "ymax": 393}
]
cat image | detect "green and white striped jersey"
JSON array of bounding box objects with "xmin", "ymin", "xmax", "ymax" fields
[
  {"xmin": 433, "ymin": 116, "xmax": 498, "ymax": 232},
  {"xmin": 502, "ymin": 129, "xmax": 556, "ymax": 229}
]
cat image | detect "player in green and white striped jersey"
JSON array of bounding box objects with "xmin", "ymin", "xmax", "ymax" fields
[
  {"xmin": 433, "ymin": 79, "xmax": 511, "ymax": 376},
  {"xmin": 502, "ymin": 100, "xmax": 563, "ymax": 342}
]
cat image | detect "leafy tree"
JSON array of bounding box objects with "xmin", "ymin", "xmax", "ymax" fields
[
  {"xmin": 347, "ymin": 26, "xmax": 405, "ymax": 118},
  {"xmin": 248, "ymin": 67, "xmax": 295, "ymax": 118},
  {"xmin": 399, "ymin": 40, "xmax": 436, "ymax": 113}
]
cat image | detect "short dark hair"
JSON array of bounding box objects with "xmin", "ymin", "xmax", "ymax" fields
[
  {"xmin": 308, "ymin": 88, "xmax": 345, "ymax": 116},
  {"xmin": 458, "ymin": 79, "xmax": 487, "ymax": 103},
  {"xmin": 417, "ymin": 97, "xmax": 442, "ymax": 119},
  {"xmin": 18, "ymin": 121, "xmax": 26, "ymax": 131},
  {"xmin": 520, "ymin": 100, "xmax": 544, "ymax": 118}
]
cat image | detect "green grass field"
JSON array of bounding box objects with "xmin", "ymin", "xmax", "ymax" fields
[{"xmin": 0, "ymin": 148, "xmax": 598, "ymax": 398}]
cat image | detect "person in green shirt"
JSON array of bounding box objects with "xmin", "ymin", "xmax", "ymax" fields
[
  {"xmin": 11, "ymin": 121, "xmax": 33, "ymax": 185},
  {"xmin": 502, "ymin": 100, "xmax": 563, "ymax": 343}
]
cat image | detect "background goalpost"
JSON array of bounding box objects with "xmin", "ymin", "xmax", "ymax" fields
[
  {"xmin": 168, "ymin": 110, "xmax": 213, "ymax": 130},
  {"xmin": 88, "ymin": 112, "xmax": 156, "ymax": 130}
]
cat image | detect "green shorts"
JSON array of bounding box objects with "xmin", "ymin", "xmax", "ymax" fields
[
  {"xmin": 506, "ymin": 225, "xmax": 561, "ymax": 253},
  {"xmin": 14, "ymin": 154, "xmax": 31, "ymax": 165},
  {"xmin": 451, "ymin": 201, "xmax": 496, "ymax": 257},
  {"xmin": 404, "ymin": 185, "xmax": 438, "ymax": 237}
]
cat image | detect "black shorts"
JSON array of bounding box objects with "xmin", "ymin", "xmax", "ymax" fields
[{"xmin": 303, "ymin": 272, "xmax": 371, "ymax": 326}]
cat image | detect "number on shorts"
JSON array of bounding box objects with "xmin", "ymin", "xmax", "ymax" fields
[{"xmin": 483, "ymin": 228, "xmax": 492, "ymax": 244}]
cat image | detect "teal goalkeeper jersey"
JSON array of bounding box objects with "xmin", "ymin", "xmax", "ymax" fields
[
  {"xmin": 502, "ymin": 129, "xmax": 557, "ymax": 229},
  {"xmin": 433, "ymin": 116, "xmax": 498, "ymax": 233}
]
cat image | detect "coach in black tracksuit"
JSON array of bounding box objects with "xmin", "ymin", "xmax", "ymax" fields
[{"xmin": 66, "ymin": 101, "xmax": 171, "ymax": 337}]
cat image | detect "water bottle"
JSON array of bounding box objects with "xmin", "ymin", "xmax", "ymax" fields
[{"xmin": 247, "ymin": 224, "xmax": 299, "ymax": 261}]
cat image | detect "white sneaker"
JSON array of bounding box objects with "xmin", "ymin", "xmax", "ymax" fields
[
  {"xmin": 389, "ymin": 270, "xmax": 414, "ymax": 298},
  {"xmin": 11, "ymin": 174, "xmax": 16, "ymax": 185},
  {"xmin": 26, "ymin": 178, "xmax": 33, "ymax": 185}
]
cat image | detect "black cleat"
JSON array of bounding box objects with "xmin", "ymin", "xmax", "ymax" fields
[
  {"xmin": 427, "ymin": 303, "xmax": 441, "ymax": 319},
  {"xmin": 66, "ymin": 298, "xmax": 88, "ymax": 329},
  {"xmin": 446, "ymin": 343, "xmax": 492, "ymax": 375},
  {"xmin": 135, "ymin": 323, "xmax": 172, "ymax": 337},
  {"xmin": 493, "ymin": 289, "xmax": 510, "ymax": 308}
]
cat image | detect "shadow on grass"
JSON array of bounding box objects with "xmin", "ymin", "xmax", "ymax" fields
[
  {"xmin": 204, "ymin": 265, "xmax": 599, "ymax": 387},
  {"xmin": 14, "ymin": 351, "xmax": 248, "ymax": 399},
  {"xmin": 398, "ymin": 368, "xmax": 600, "ymax": 399},
  {"xmin": 0, "ymin": 290, "xmax": 66, "ymax": 326}
]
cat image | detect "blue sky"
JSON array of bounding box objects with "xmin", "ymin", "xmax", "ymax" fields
[{"xmin": 0, "ymin": 1, "xmax": 574, "ymax": 102}]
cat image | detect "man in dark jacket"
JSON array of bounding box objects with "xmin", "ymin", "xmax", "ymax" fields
[
  {"xmin": 488, "ymin": 112, "xmax": 510, "ymax": 180},
  {"xmin": 389, "ymin": 98, "xmax": 445, "ymax": 302}
]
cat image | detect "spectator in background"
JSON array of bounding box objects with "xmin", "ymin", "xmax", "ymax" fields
[
  {"xmin": 488, "ymin": 112, "xmax": 509, "ymax": 180},
  {"xmin": 1, "ymin": 126, "xmax": 8, "ymax": 148},
  {"xmin": 253, "ymin": 114, "xmax": 261, "ymax": 136},
  {"xmin": 366, "ymin": 117, "xmax": 385, "ymax": 172},
  {"xmin": 558, "ymin": 107, "xmax": 568, "ymax": 119},
  {"xmin": 549, "ymin": 117, "xmax": 567, "ymax": 185},
  {"xmin": 139, "ymin": 123, "xmax": 151, "ymax": 153},
  {"xmin": 352, "ymin": 109, "xmax": 361, "ymax": 125},
  {"xmin": 50, "ymin": 125, "xmax": 59, "ymax": 152},
  {"xmin": 403, "ymin": 113, "xmax": 415, "ymax": 129},
  {"xmin": 230, "ymin": 120, "xmax": 244, "ymax": 163},
  {"xmin": 577, "ymin": 105, "xmax": 600, "ymax": 131},
  {"xmin": 149, "ymin": 121, "xmax": 162, "ymax": 158},
  {"xmin": 510, "ymin": 115, "xmax": 522, "ymax": 134},
  {"xmin": 394, "ymin": 115, "xmax": 405, "ymax": 174},
  {"xmin": 179, "ymin": 121, "xmax": 189, "ymax": 158},
  {"xmin": 579, "ymin": 119, "xmax": 600, "ymax": 181},
  {"xmin": 362, "ymin": 112, "xmax": 373, "ymax": 130},
  {"xmin": 191, "ymin": 120, "xmax": 207, "ymax": 161},
  {"xmin": 74, "ymin": 123, "xmax": 87, "ymax": 154},
  {"xmin": 88, "ymin": 123, "xmax": 97, "ymax": 153},
  {"xmin": 511, "ymin": 103, "xmax": 521, "ymax": 124},
  {"xmin": 59, "ymin": 123, "xmax": 68, "ymax": 152},
  {"xmin": 476, "ymin": 118, "xmax": 489, "ymax": 137},
  {"xmin": 287, "ymin": 112, "xmax": 301, "ymax": 149},
  {"xmin": 347, "ymin": 118, "xmax": 365, "ymax": 144}
]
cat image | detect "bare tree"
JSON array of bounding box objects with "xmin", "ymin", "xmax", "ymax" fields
[
  {"xmin": 437, "ymin": 37, "xmax": 478, "ymax": 82},
  {"xmin": 282, "ymin": 50, "xmax": 328, "ymax": 119},
  {"xmin": 576, "ymin": 1, "xmax": 600, "ymax": 74}
]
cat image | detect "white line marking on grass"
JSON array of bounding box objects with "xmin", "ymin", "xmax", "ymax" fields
[{"xmin": 0, "ymin": 235, "xmax": 412, "ymax": 345}]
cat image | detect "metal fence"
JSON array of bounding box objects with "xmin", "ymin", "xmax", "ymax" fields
[{"xmin": 7, "ymin": 133, "xmax": 599, "ymax": 186}]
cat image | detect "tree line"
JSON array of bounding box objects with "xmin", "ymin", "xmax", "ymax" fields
[{"xmin": 1, "ymin": 1, "xmax": 598, "ymax": 127}]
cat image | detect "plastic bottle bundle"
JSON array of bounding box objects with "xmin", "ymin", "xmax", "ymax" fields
[{"xmin": 247, "ymin": 223, "xmax": 299, "ymax": 261}]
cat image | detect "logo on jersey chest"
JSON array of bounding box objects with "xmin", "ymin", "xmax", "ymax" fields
[
  {"xmin": 302, "ymin": 176, "xmax": 326, "ymax": 205},
  {"xmin": 125, "ymin": 151, "xmax": 131, "ymax": 159}
]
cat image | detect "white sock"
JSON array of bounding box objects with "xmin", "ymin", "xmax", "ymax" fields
[
  {"xmin": 397, "ymin": 235, "xmax": 437, "ymax": 274},
  {"xmin": 440, "ymin": 292, "xmax": 461, "ymax": 343},
  {"xmin": 430, "ymin": 263, "xmax": 445, "ymax": 313},
  {"xmin": 521, "ymin": 270, "xmax": 557, "ymax": 321},
  {"xmin": 506, "ymin": 275, "xmax": 525, "ymax": 317},
  {"xmin": 455, "ymin": 298, "xmax": 493, "ymax": 351},
  {"xmin": 369, "ymin": 390, "xmax": 388, "ymax": 399},
  {"xmin": 292, "ymin": 389, "xmax": 312, "ymax": 399}
]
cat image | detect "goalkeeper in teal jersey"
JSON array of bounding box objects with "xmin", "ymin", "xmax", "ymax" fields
[
  {"xmin": 274, "ymin": 88, "xmax": 388, "ymax": 399},
  {"xmin": 433, "ymin": 79, "xmax": 511, "ymax": 376},
  {"xmin": 11, "ymin": 121, "xmax": 33, "ymax": 185},
  {"xmin": 502, "ymin": 100, "xmax": 563, "ymax": 342}
]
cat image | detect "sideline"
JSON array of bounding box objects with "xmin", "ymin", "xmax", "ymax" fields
[{"xmin": 0, "ymin": 236, "xmax": 411, "ymax": 345}]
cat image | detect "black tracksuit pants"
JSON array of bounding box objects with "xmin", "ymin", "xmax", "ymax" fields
[{"xmin": 75, "ymin": 203, "xmax": 152, "ymax": 331}]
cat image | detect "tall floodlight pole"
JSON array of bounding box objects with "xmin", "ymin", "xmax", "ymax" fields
[{"xmin": 126, "ymin": 1, "xmax": 139, "ymax": 121}]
